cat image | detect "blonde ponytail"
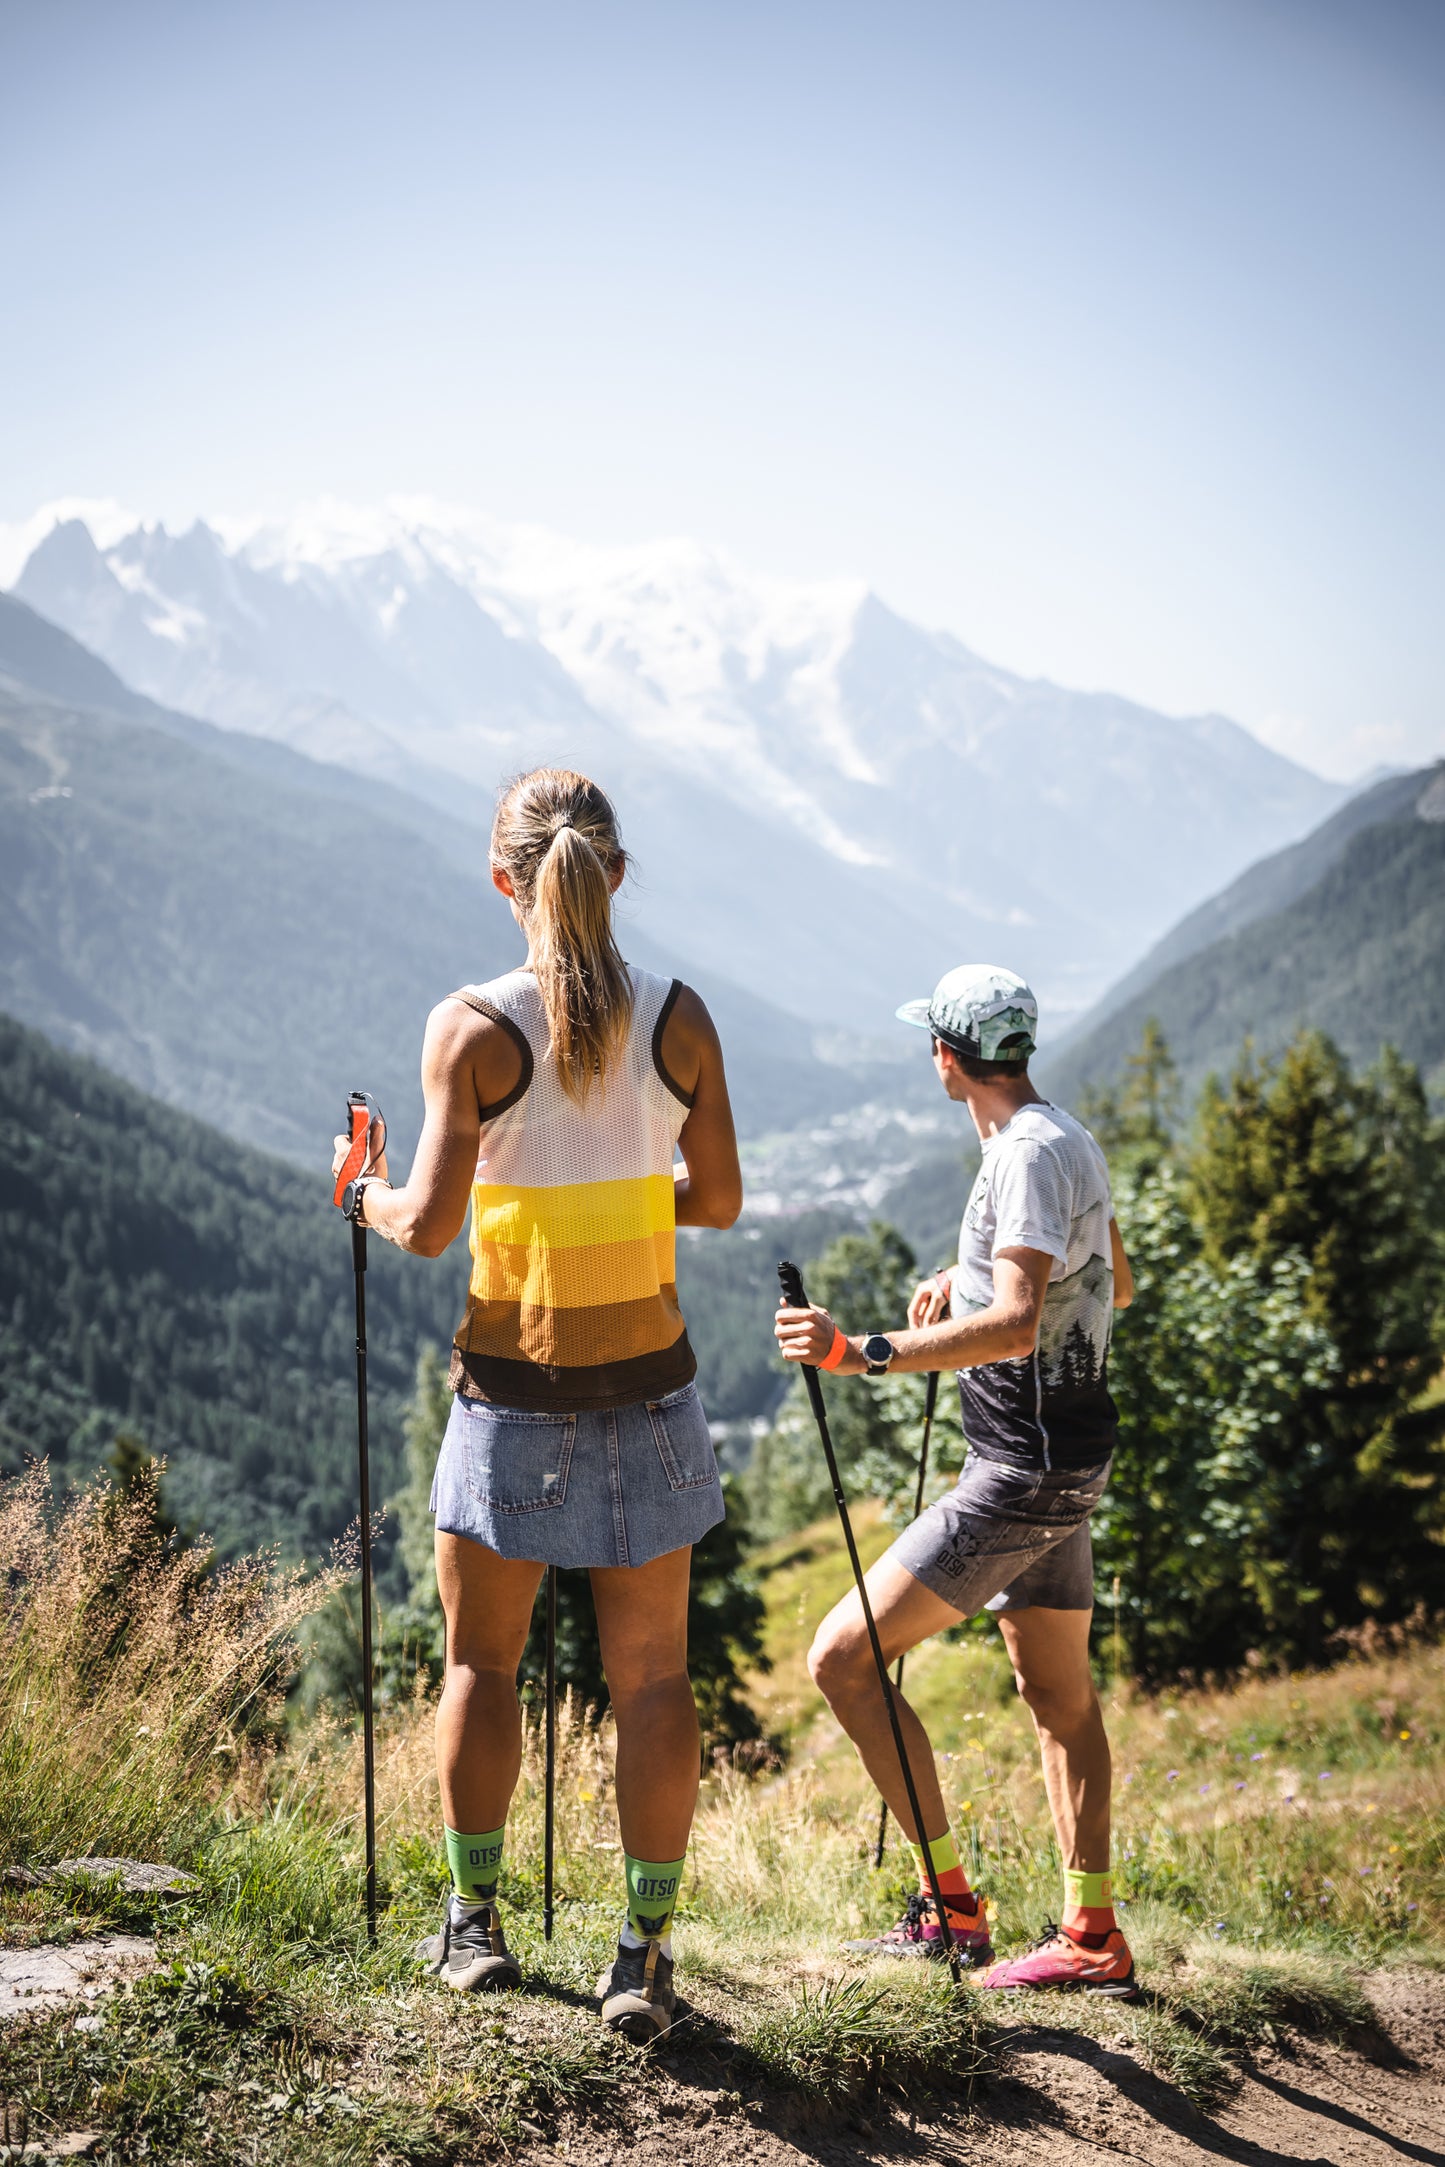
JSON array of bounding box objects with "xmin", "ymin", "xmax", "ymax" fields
[{"xmin": 491, "ymin": 768, "xmax": 634, "ymax": 1102}]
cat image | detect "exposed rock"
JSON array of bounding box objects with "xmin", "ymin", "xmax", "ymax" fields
[
  {"xmin": 0, "ymin": 1936, "xmax": 158, "ymax": 2020},
  {"xmin": 49, "ymin": 1858, "xmax": 199, "ymax": 1897}
]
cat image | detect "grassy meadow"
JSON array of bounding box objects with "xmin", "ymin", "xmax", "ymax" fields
[{"xmin": 1, "ymin": 1468, "xmax": 1441, "ymax": 2164}]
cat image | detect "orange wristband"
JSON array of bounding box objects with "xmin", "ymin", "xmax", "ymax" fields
[{"xmin": 819, "ymin": 1325, "xmax": 850, "ymax": 1372}]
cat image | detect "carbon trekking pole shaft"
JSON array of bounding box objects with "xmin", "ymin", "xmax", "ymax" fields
[
  {"xmin": 336, "ymin": 1090, "xmax": 384, "ymax": 1947},
  {"xmin": 875, "ymin": 1367, "xmax": 939, "ymax": 1870},
  {"xmin": 544, "ymin": 1565, "xmax": 557, "ymax": 1942},
  {"xmin": 777, "ymin": 1263, "xmax": 957, "ymax": 1965},
  {"xmin": 352, "ymin": 1217, "xmax": 378, "ymax": 1943}
]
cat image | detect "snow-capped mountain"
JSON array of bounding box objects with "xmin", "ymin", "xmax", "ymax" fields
[{"xmin": 4, "ymin": 497, "xmax": 1344, "ymax": 1033}]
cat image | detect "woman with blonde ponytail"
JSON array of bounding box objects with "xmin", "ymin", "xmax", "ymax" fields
[{"xmin": 331, "ymin": 767, "xmax": 741, "ymax": 2041}]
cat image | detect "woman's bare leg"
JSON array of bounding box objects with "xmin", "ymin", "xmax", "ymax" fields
[
  {"xmin": 434, "ymin": 1532, "xmax": 544, "ymax": 1831},
  {"xmin": 590, "ymin": 1546, "xmax": 699, "ymax": 1862}
]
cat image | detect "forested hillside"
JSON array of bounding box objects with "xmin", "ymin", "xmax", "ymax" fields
[
  {"xmin": 1043, "ymin": 767, "xmax": 1445, "ymax": 1107},
  {"xmin": 0, "ymin": 1012, "xmax": 857, "ymax": 1563},
  {"xmin": 0, "ymin": 1010, "xmax": 469, "ymax": 1559},
  {"xmin": 1064, "ymin": 762, "xmax": 1430, "ymax": 1036}
]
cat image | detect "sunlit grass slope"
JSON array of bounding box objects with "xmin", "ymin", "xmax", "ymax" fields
[
  {"xmin": 749, "ymin": 1506, "xmax": 1443, "ymax": 1956},
  {"xmin": 1, "ymin": 1473, "xmax": 1440, "ymax": 2162}
]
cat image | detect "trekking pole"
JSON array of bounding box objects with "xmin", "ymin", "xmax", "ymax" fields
[
  {"xmin": 544, "ymin": 1565, "xmax": 557, "ymax": 1940},
  {"xmin": 335, "ymin": 1090, "xmax": 387, "ymax": 1944},
  {"xmin": 777, "ymin": 1263, "xmax": 957, "ymax": 1966},
  {"xmin": 874, "ymin": 1366, "xmax": 939, "ymax": 1870}
]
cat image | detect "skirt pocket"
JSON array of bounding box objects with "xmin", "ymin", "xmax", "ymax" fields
[
  {"xmin": 458, "ymin": 1402, "xmax": 577, "ymax": 1515},
  {"xmin": 646, "ymin": 1383, "xmax": 718, "ymax": 1494}
]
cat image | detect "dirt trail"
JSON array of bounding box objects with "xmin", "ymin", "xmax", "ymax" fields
[{"xmin": 524, "ymin": 1971, "xmax": 1445, "ymax": 2167}]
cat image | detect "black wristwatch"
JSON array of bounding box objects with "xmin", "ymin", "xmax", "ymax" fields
[
  {"xmin": 342, "ymin": 1175, "xmax": 390, "ymax": 1224},
  {"xmin": 861, "ymin": 1333, "xmax": 896, "ymax": 1377}
]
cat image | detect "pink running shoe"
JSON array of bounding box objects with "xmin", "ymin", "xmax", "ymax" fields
[
  {"xmin": 846, "ymin": 1891, "xmax": 994, "ymax": 1966},
  {"xmin": 979, "ymin": 1920, "xmax": 1139, "ymax": 1998}
]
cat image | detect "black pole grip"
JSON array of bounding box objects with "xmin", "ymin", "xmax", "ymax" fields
[{"xmin": 777, "ymin": 1259, "xmax": 807, "ymax": 1309}]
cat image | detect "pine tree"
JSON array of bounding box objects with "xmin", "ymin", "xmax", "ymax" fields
[{"xmin": 1182, "ymin": 1032, "xmax": 1445, "ymax": 1657}]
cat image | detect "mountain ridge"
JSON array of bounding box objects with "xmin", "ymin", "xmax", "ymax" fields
[
  {"xmin": 1040, "ymin": 762, "xmax": 1445, "ymax": 1107},
  {"xmin": 6, "ymin": 498, "xmax": 1345, "ymax": 1031},
  {"xmin": 1052, "ymin": 762, "xmax": 1437, "ymax": 1048},
  {"xmin": 0, "ymin": 590, "xmax": 909, "ymax": 1163}
]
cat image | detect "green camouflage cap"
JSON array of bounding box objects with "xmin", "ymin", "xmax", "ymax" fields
[{"xmin": 896, "ymin": 964, "xmax": 1038, "ymax": 1063}]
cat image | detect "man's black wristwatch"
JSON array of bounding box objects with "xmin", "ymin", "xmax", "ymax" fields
[{"xmin": 861, "ymin": 1333, "xmax": 896, "ymax": 1377}]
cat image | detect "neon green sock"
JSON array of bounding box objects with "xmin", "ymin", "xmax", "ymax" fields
[
  {"xmin": 908, "ymin": 1827, "xmax": 974, "ymax": 1904},
  {"xmin": 1062, "ymin": 1867, "xmax": 1115, "ymax": 1931},
  {"xmin": 623, "ymin": 1853, "xmax": 686, "ymax": 1941},
  {"xmin": 444, "ymin": 1825, "xmax": 506, "ymax": 1904}
]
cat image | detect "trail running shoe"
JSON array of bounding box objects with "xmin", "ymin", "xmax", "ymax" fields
[
  {"xmin": 979, "ymin": 1919, "xmax": 1139, "ymax": 1999},
  {"xmin": 414, "ymin": 1899, "xmax": 522, "ymax": 1993},
  {"xmin": 597, "ymin": 1936, "xmax": 676, "ymax": 2042},
  {"xmin": 845, "ymin": 1890, "xmax": 994, "ymax": 1966}
]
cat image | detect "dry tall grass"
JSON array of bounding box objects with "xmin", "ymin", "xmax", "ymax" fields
[{"xmin": 0, "ymin": 1461, "xmax": 340, "ymax": 1866}]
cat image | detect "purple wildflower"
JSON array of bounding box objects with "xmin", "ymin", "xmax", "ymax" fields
[
  {"xmin": 1250, "ymin": 1752, "xmax": 1264, "ymax": 1762},
  {"xmin": 1166, "ymin": 1770, "xmax": 1178, "ymax": 1782}
]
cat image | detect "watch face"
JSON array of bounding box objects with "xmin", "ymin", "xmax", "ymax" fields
[{"xmin": 862, "ymin": 1334, "xmax": 893, "ymax": 1369}]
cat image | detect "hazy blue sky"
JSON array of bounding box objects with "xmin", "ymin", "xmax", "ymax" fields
[{"xmin": 2, "ymin": 0, "xmax": 1441, "ymax": 779}]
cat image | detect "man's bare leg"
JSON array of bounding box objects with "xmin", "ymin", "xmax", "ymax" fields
[
  {"xmin": 976, "ymin": 1603, "xmax": 1135, "ymax": 1994},
  {"xmin": 807, "ymin": 1553, "xmax": 961, "ymax": 1841},
  {"xmin": 996, "ymin": 1606, "xmax": 1111, "ymax": 1871}
]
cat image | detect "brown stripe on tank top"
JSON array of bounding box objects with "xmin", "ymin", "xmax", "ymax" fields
[
  {"xmin": 454, "ymin": 1287, "xmax": 687, "ymax": 1369},
  {"xmin": 449, "ymin": 1330, "xmax": 697, "ymax": 1414}
]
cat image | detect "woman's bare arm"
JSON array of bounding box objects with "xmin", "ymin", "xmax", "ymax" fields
[
  {"xmin": 660, "ymin": 986, "xmax": 743, "ymax": 1230},
  {"xmin": 331, "ymin": 999, "xmax": 522, "ymax": 1257}
]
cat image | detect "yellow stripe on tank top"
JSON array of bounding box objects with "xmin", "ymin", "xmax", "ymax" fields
[
  {"xmin": 470, "ymin": 1172, "xmax": 677, "ymax": 1252},
  {"xmin": 470, "ymin": 1230, "xmax": 677, "ymax": 1309}
]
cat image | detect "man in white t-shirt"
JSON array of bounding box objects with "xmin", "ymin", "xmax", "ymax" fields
[{"xmin": 776, "ymin": 965, "xmax": 1138, "ymax": 1996}]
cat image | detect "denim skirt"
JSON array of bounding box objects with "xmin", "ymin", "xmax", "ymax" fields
[{"xmin": 430, "ymin": 1381, "xmax": 726, "ymax": 1568}]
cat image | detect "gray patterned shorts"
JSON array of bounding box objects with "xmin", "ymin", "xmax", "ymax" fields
[{"xmin": 888, "ymin": 1451, "xmax": 1112, "ymax": 1616}]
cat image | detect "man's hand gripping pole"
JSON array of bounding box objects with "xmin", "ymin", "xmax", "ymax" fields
[{"xmin": 777, "ymin": 1261, "xmax": 958, "ymax": 1967}]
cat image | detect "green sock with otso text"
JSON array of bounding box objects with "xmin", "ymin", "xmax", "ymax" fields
[
  {"xmin": 622, "ymin": 1853, "xmax": 687, "ymax": 1946},
  {"xmin": 445, "ymin": 1825, "xmax": 507, "ymax": 1906}
]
